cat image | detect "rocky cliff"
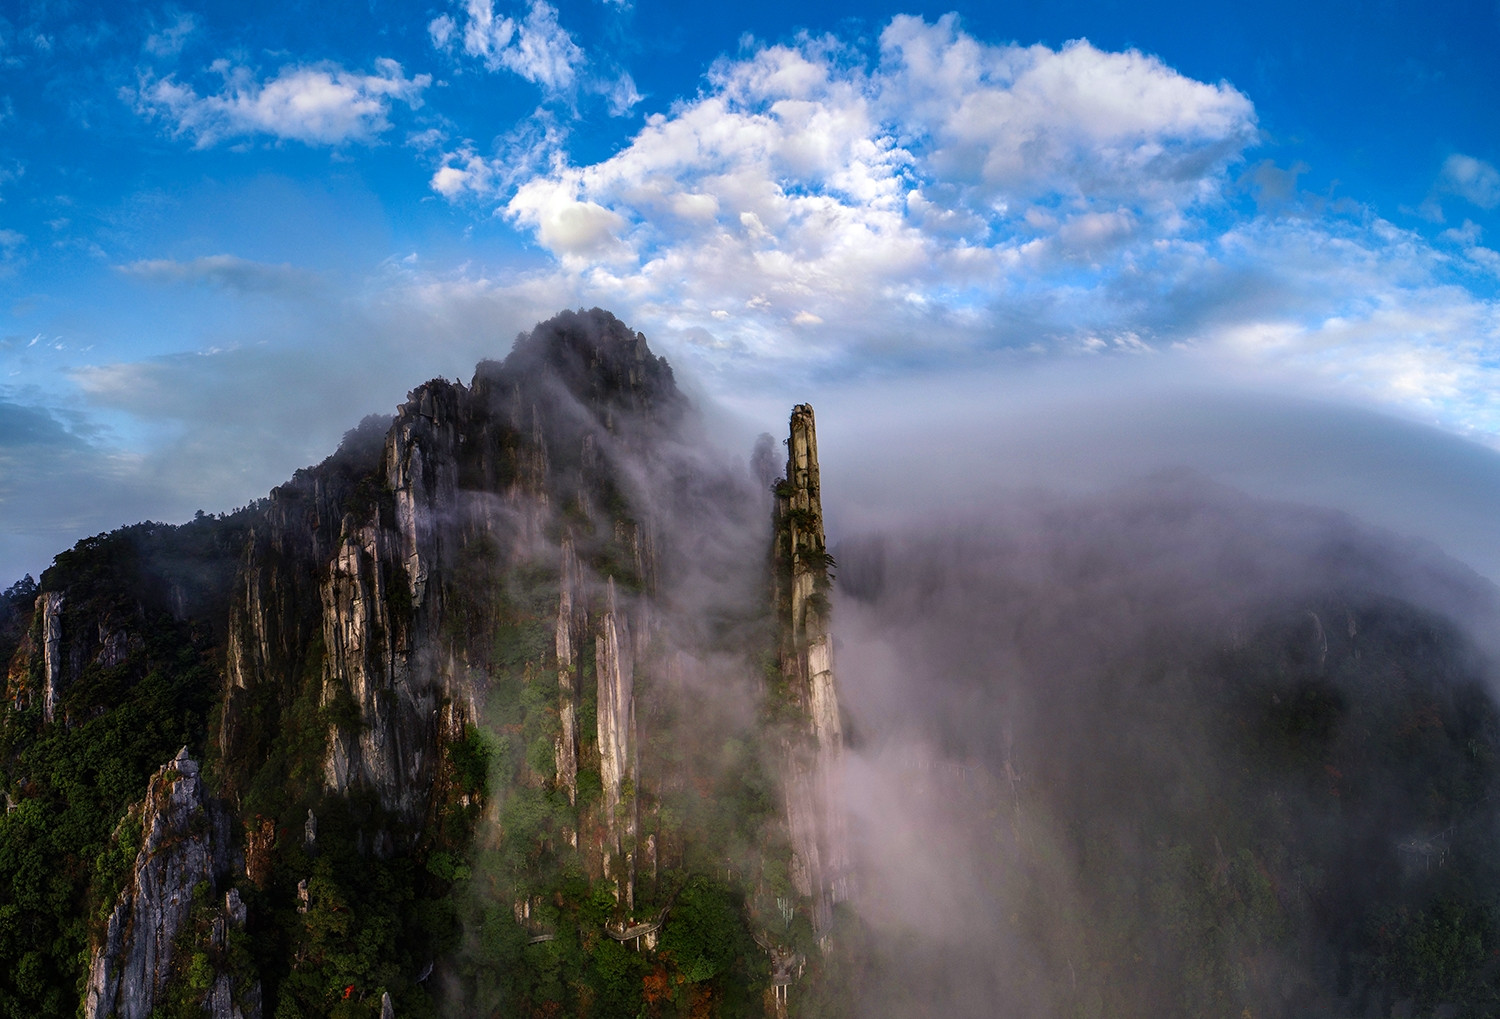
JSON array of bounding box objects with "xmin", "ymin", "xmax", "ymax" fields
[
  {"xmin": 84, "ymin": 749, "xmax": 257, "ymax": 1019},
  {"xmin": 11, "ymin": 307, "xmax": 1500, "ymax": 1019},
  {"xmin": 771, "ymin": 404, "xmax": 848, "ymax": 934},
  {"xmin": 0, "ymin": 308, "xmax": 847, "ymax": 1019},
  {"xmin": 215, "ymin": 311, "xmax": 685, "ymax": 905}
]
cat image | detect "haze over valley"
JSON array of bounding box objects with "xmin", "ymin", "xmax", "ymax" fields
[{"xmin": 3, "ymin": 2, "xmax": 1500, "ymax": 1016}]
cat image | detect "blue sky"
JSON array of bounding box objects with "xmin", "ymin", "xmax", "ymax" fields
[{"xmin": 2, "ymin": 0, "xmax": 1500, "ymax": 583}]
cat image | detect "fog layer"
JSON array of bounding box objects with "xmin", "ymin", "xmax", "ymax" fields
[
  {"xmin": 773, "ymin": 362, "xmax": 1500, "ymax": 586},
  {"xmin": 826, "ymin": 468, "xmax": 1500, "ymax": 1017}
]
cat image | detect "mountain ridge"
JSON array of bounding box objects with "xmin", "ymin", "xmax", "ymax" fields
[
  {"xmin": 0, "ymin": 308, "xmax": 846, "ymax": 1019},
  {"xmin": 6, "ymin": 309, "xmax": 1500, "ymax": 1018}
]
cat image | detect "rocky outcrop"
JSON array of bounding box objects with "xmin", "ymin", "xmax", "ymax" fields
[
  {"xmin": 219, "ymin": 308, "xmax": 681, "ymax": 845},
  {"xmin": 784, "ymin": 406, "xmax": 841, "ymax": 752},
  {"xmin": 320, "ymin": 516, "xmax": 433, "ymax": 819},
  {"xmin": 772, "ymin": 404, "xmax": 849, "ymax": 933},
  {"xmin": 206, "ymin": 889, "xmax": 260, "ymax": 1019},
  {"xmin": 555, "ymin": 533, "xmax": 583, "ymax": 807},
  {"xmin": 596, "ymin": 578, "xmax": 639, "ymax": 906},
  {"xmin": 27, "ymin": 588, "xmax": 146, "ymax": 723},
  {"xmin": 386, "ymin": 378, "xmax": 464, "ymax": 612},
  {"xmin": 220, "ymin": 466, "xmax": 359, "ymax": 792},
  {"xmin": 84, "ymin": 748, "xmax": 257, "ymax": 1019},
  {"xmin": 39, "ymin": 591, "xmax": 63, "ymax": 723}
]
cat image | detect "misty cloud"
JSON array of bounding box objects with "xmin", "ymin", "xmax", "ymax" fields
[
  {"xmin": 141, "ymin": 10, "xmax": 197, "ymax": 59},
  {"xmin": 1440, "ymin": 153, "xmax": 1500, "ymax": 211},
  {"xmin": 0, "ymin": 268, "xmax": 588, "ymax": 582},
  {"xmin": 0, "ymin": 396, "xmax": 168, "ymax": 582},
  {"xmin": 829, "ymin": 473, "xmax": 1500, "ymax": 1016},
  {"xmin": 800, "ymin": 362, "xmax": 1500, "ymax": 587}
]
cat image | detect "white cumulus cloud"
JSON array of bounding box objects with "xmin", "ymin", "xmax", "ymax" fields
[
  {"xmin": 438, "ymin": 16, "xmax": 1256, "ymax": 362},
  {"xmin": 417, "ymin": 15, "xmax": 1500, "ymax": 441},
  {"xmin": 131, "ymin": 57, "xmax": 430, "ymax": 147},
  {"xmin": 876, "ymin": 16, "xmax": 1256, "ymax": 208}
]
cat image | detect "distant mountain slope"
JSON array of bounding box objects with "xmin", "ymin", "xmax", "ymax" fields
[{"xmin": 833, "ymin": 478, "xmax": 1500, "ymax": 1018}]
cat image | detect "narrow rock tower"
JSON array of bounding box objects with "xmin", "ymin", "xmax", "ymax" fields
[{"xmin": 773, "ymin": 404, "xmax": 848, "ymax": 934}]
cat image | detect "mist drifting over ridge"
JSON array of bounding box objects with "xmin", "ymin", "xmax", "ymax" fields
[
  {"xmin": 824, "ymin": 475, "xmax": 1500, "ymax": 1017},
  {"xmin": 5, "ymin": 0, "xmax": 1500, "ymax": 1011},
  {"xmin": 534, "ymin": 314, "xmax": 1500, "ymax": 1014},
  {"xmin": 699, "ymin": 350, "xmax": 1500, "ymax": 1015},
  {"xmin": 6, "ymin": 307, "xmax": 1500, "ymax": 1017}
]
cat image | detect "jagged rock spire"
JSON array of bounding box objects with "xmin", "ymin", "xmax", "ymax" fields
[{"xmin": 773, "ymin": 403, "xmax": 848, "ymax": 934}]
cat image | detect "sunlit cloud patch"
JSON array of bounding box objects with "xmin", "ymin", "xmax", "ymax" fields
[{"xmin": 425, "ymin": 14, "xmax": 1500, "ymax": 437}]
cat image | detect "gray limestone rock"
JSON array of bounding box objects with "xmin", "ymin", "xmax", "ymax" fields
[{"xmin": 83, "ymin": 749, "xmax": 259, "ymax": 1019}]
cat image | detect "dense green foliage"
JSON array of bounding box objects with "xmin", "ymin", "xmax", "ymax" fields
[
  {"xmin": 242, "ymin": 796, "xmax": 455, "ymax": 1019},
  {"xmin": 0, "ymin": 317, "xmax": 801, "ymax": 1019},
  {"xmin": 0, "ymin": 538, "xmax": 227, "ymax": 1018},
  {"xmin": 431, "ymin": 540, "xmax": 783, "ymax": 1017},
  {"xmin": 0, "ymin": 577, "xmax": 36, "ymax": 679}
]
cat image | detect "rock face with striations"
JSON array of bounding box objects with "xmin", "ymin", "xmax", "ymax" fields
[
  {"xmin": 5, "ymin": 308, "xmax": 852, "ymax": 1018},
  {"xmin": 84, "ymin": 748, "xmax": 257, "ymax": 1019},
  {"xmin": 772, "ymin": 404, "xmax": 849, "ymax": 933},
  {"xmin": 217, "ymin": 308, "xmax": 684, "ymax": 891},
  {"xmin": 38, "ymin": 591, "xmax": 63, "ymax": 722}
]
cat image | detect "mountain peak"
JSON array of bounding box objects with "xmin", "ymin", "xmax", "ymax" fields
[{"xmin": 474, "ymin": 307, "xmax": 682, "ymax": 422}]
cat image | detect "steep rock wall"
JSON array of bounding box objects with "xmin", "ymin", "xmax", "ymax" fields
[
  {"xmin": 84, "ymin": 749, "xmax": 257, "ymax": 1019},
  {"xmin": 39, "ymin": 591, "xmax": 63, "ymax": 723},
  {"xmin": 27, "ymin": 585, "xmax": 146, "ymax": 724},
  {"xmin": 220, "ymin": 309, "xmax": 680, "ymax": 847},
  {"xmin": 595, "ymin": 578, "xmax": 638, "ymax": 906},
  {"xmin": 772, "ymin": 404, "xmax": 849, "ymax": 932},
  {"xmin": 220, "ymin": 467, "xmax": 360, "ymax": 794},
  {"xmin": 555, "ymin": 532, "xmax": 583, "ymax": 806}
]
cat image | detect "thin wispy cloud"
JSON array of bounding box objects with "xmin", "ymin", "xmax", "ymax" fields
[
  {"xmin": 428, "ymin": 0, "xmax": 640, "ymax": 119},
  {"xmin": 1440, "ymin": 153, "xmax": 1500, "ymax": 211},
  {"xmin": 0, "ymin": 227, "xmax": 26, "ymax": 276},
  {"xmin": 117, "ymin": 254, "xmax": 316, "ymax": 296},
  {"xmin": 430, "ymin": 110, "xmax": 568, "ymax": 201},
  {"xmin": 142, "ymin": 10, "xmax": 197, "ymax": 59},
  {"xmin": 430, "ymin": 0, "xmax": 585, "ymax": 92},
  {"xmin": 130, "ymin": 57, "xmax": 430, "ymax": 147}
]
